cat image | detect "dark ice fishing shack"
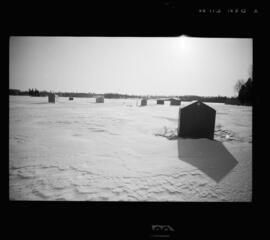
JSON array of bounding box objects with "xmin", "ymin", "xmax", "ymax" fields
[
  {"xmin": 96, "ymin": 96, "xmax": 104, "ymax": 103},
  {"xmin": 178, "ymin": 101, "xmax": 216, "ymax": 140},
  {"xmin": 141, "ymin": 98, "xmax": 147, "ymax": 106},
  {"xmin": 157, "ymin": 99, "xmax": 164, "ymax": 105},
  {"xmin": 170, "ymin": 98, "xmax": 181, "ymax": 106},
  {"xmin": 48, "ymin": 93, "xmax": 55, "ymax": 103}
]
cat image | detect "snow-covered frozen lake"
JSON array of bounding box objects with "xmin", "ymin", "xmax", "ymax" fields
[{"xmin": 9, "ymin": 96, "xmax": 252, "ymax": 201}]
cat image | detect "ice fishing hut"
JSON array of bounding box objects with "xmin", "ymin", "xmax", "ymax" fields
[
  {"xmin": 178, "ymin": 101, "xmax": 216, "ymax": 140},
  {"xmin": 157, "ymin": 99, "xmax": 164, "ymax": 105},
  {"xmin": 48, "ymin": 93, "xmax": 55, "ymax": 103},
  {"xmin": 69, "ymin": 97, "xmax": 74, "ymax": 100},
  {"xmin": 141, "ymin": 98, "xmax": 147, "ymax": 106},
  {"xmin": 170, "ymin": 98, "xmax": 181, "ymax": 106},
  {"xmin": 96, "ymin": 96, "xmax": 104, "ymax": 103}
]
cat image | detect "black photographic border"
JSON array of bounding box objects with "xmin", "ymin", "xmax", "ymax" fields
[{"xmin": 5, "ymin": 3, "xmax": 264, "ymax": 239}]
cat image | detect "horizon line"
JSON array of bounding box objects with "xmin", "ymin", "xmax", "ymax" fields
[{"xmin": 9, "ymin": 88, "xmax": 236, "ymax": 98}]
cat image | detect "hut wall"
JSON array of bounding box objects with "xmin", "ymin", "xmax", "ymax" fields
[
  {"xmin": 178, "ymin": 102, "xmax": 216, "ymax": 139},
  {"xmin": 48, "ymin": 94, "xmax": 55, "ymax": 103},
  {"xmin": 141, "ymin": 99, "xmax": 147, "ymax": 106},
  {"xmin": 96, "ymin": 97, "xmax": 104, "ymax": 103},
  {"xmin": 157, "ymin": 100, "xmax": 164, "ymax": 104}
]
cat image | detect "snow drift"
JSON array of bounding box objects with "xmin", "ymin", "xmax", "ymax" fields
[{"xmin": 9, "ymin": 96, "xmax": 252, "ymax": 201}]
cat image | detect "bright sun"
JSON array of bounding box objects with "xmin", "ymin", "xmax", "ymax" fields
[{"xmin": 179, "ymin": 35, "xmax": 190, "ymax": 52}]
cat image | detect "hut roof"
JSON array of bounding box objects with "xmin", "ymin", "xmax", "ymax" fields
[{"xmin": 181, "ymin": 100, "xmax": 215, "ymax": 113}]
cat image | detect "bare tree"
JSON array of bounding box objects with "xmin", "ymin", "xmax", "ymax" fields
[
  {"xmin": 234, "ymin": 79, "xmax": 245, "ymax": 96},
  {"xmin": 248, "ymin": 64, "xmax": 253, "ymax": 79}
]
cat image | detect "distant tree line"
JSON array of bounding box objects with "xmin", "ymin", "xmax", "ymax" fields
[
  {"xmin": 9, "ymin": 89, "xmax": 94, "ymax": 98},
  {"xmin": 28, "ymin": 88, "xmax": 40, "ymax": 96},
  {"xmin": 58, "ymin": 92, "xmax": 94, "ymax": 98},
  {"xmin": 104, "ymin": 93, "xmax": 140, "ymax": 99},
  {"xmin": 9, "ymin": 89, "xmax": 27, "ymax": 95},
  {"xmin": 9, "ymin": 89, "xmax": 143, "ymax": 99},
  {"xmin": 9, "ymin": 88, "xmax": 250, "ymax": 105},
  {"xmin": 178, "ymin": 95, "xmax": 230, "ymax": 103}
]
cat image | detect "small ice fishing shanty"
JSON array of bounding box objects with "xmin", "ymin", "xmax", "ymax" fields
[
  {"xmin": 69, "ymin": 97, "xmax": 74, "ymax": 100},
  {"xmin": 96, "ymin": 96, "xmax": 104, "ymax": 103},
  {"xmin": 157, "ymin": 99, "xmax": 164, "ymax": 105},
  {"xmin": 178, "ymin": 101, "xmax": 216, "ymax": 140},
  {"xmin": 141, "ymin": 98, "xmax": 147, "ymax": 106},
  {"xmin": 48, "ymin": 93, "xmax": 55, "ymax": 103},
  {"xmin": 170, "ymin": 98, "xmax": 181, "ymax": 106}
]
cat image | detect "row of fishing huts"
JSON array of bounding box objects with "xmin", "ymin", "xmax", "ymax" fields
[
  {"xmin": 47, "ymin": 94, "xmax": 180, "ymax": 105},
  {"xmin": 140, "ymin": 98, "xmax": 181, "ymax": 106},
  {"xmin": 47, "ymin": 93, "xmax": 216, "ymax": 139}
]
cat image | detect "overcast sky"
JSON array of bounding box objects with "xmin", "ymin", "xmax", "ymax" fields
[{"xmin": 9, "ymin": 36, "xmax": 252, "ymax": 97}]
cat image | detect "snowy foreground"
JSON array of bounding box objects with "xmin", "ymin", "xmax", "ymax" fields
[{"xmin": 9, "ymin": 96, "xmax": 252, "ymax": 201}]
